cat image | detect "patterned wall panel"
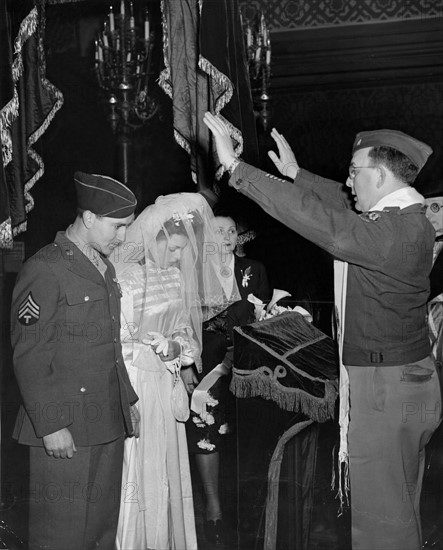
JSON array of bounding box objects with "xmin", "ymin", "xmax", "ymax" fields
[
  {"xmin": 266, "ymin": 82, "xmax": 443, "ymax": 195},
  {"xmin": 239, "ymin": 0, "xmax": 443, "ymax": 30}
]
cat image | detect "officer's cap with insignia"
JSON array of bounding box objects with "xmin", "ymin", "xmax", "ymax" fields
[
  {"xmin": 352, "ymin": 129, "xmax": 433, "ymax": 173},
  {"xmin": 74, "ymin": 171, "xmax": 137, "ymax": 218}
]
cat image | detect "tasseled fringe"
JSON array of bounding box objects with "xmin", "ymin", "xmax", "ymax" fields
[
  {"xmin": 173, "ymin": 129, "xmax": 191, "ymax": 155},
  {"xmin": 157, "ymin": 71, "xmax": 172, "ymax": 98},
  {"xmin": 13, "ymin": 7, "xmax": 38, "ymax": 56},
  {"xmin": 12, "ymin": 220, "xmax": 27, "ymax": 238},
  {"xmin": 158, "ymin": 0, "xmax": 243, "ymax": 178},
  {"xmin": 1, "ymin": 93, "xmax": 16, "ymax": 166},
  {"xmin": 0, "ymin": 4, "xmax": 64, "ymax": 245},
  {"xmin": 158, "ymin": 0, "xmax": 172, "ymax": 98},
  {"xmin": 0, "ymin": 218, "xmax": 13, "ymax": 249},
  {"xmin": 198, "ymin": 56, "xmax": 233, "ymax": 115},
  {"xmin": 230, "ymin": 368, "xmax": 337, "ymax": 423},
  {"xmin": 28, "ymin": 83, "xmax": 63, "ymax": 149}
]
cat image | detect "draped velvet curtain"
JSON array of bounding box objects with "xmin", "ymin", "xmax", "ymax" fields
[
  {"xmin": 0, "ymin": 0, "xmax": 63, "ymax": 248},
  {"xmin": 159, "ymin": 0, "xmax": 259, "ymax": 191}
]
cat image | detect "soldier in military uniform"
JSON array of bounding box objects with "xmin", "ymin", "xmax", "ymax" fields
[
  {"xmin": 10, "ymin": 172, "xmax": 139, "ymax": 550},
  {"xmin": 204, "ymin": 111, "xmax": 441, "ymax": 550}
]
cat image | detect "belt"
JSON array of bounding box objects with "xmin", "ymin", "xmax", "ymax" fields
[{"xmin": 343, "ymin": 342, "xmax": 430, "ymax": 366}]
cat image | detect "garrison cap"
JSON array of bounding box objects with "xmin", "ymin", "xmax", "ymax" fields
[
  {"xmin": 74, "ymin": 172, "xmax": 137, "ymax": 218},
  {"xmin": 352, "ymin": 129, "xmax": 433, "ymax": 172}
]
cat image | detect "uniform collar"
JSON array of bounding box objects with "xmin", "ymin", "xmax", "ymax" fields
[
  {"xmin": 55, "ymin": 231, "xmax": 107, "ymax": 286},
  {"xmin": 370, "ymin": 186, "xmax": 425, "ymax": 211}
]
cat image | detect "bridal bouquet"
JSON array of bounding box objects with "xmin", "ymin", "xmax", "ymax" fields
[{"xmin": 248, "ymin": 289, "xmax": 313, "ymax": 323}]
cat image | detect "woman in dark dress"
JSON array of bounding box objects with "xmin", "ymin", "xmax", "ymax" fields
[{"xmin": 181, "ymin": 213, "xmax": 270, "ymax": 544}]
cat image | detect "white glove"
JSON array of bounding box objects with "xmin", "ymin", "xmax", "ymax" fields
[
  {"xmin": 143, "ymin": 331, "xmax": 169, "ymax": 356},
  {"xmin": 143, "ymin": 331, "xmax": 181, "ymax": 362},
  {"xmin": 190, "ymin": 363, "xmax": 230, "ymax": 415}
]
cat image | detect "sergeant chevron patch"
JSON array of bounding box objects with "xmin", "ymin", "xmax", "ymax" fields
[{"xmin": 18, "ymin": 292, "xmax": 40, "ymax": 325}]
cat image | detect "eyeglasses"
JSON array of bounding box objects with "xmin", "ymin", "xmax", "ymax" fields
[
  {"xmin": 428, "ymin": 202, "xmax": 441, "ymax": 214},
  {"xmin": 348, "ymin": 166, "xmax": 377, "ymax": 180}
]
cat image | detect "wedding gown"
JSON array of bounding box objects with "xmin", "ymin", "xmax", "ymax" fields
[{"xmin": 116, "ymin": 262, "xmax": 198, "ymax": 550}]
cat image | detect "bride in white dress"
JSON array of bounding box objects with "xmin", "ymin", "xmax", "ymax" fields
[{"xmin": 111, "ymin": 193, "xmax": 236, "ymax": 550}]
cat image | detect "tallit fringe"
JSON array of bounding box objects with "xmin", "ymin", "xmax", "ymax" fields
[
  {"xmin": 337, "ymin": 453, "xmax": 350, "ymax": 515},
  {"xmin": 230, "ymin": 367, "xmax": 337, "ymax": 423}
]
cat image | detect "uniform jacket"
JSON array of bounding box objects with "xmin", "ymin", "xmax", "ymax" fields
[
  {"xmin": 229, "ymin": 162, "xmax": 435, "ymax": 366},
  {"xmin": 11, "ymin": 232, "xmax": 138, "ymax": 447}
]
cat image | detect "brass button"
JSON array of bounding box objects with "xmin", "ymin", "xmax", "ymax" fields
[
  {"xmin": 80, "ymin": 387, "xmax": 86, "ymax": 393},
  {"xmin": 84, "ymin": 296, "xmax": 90, "ymax": 302}
]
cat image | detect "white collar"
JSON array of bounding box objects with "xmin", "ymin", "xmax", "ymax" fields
[{"xmin": 370, "ymin": 186, "xmax": 425, "ymax": 211}]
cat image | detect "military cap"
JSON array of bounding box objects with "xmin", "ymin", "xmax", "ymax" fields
[
  {"xmin": 352, "ymin": 129, "xmax": 433, "ymax": 172},
  {"xmin": 74, "ymin": 171, "xmax": 137, "ymax": 218}
]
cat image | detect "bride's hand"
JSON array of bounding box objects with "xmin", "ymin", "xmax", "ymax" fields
[
  {"xmin": 143, "ymin": 332, "xmax": 181, "ymax": 362},
  {"xmin": 180, "ymin": 367, "xmax": 199, "ymax": 395}
]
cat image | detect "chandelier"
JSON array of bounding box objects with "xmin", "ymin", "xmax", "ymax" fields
[
  {"xmin": 94, "ymin": 1, "xmax": 158, "ymax": 133},
  {"xmin": 243, "ymin": 12, "xmax": 272, "ymax": 132}
]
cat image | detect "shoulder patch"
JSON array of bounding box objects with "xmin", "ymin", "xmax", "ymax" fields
[
  {"xmin": 18, "ymin": 292, "xmax": 41, "ymax": 325},
  {"xmin": 359, "ymin": 211, "xmax": 381, "ymax": 223}
]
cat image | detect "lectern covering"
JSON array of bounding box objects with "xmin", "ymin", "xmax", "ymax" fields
[{"xmin": 232, "ymin": 311, "xmax": 338, "ymax": 422}]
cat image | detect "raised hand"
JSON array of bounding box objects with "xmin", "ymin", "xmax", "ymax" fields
[
  {"xmin": 203, "ymin": 112, "xmax": 236, "ymax": 169},
  {"xmin": 43, "ymin": 428, "xmax": 77, "ymax": 459},
  {"xmin": 268, "ymin": 128, "xmax": 299, "ymax": 179}
]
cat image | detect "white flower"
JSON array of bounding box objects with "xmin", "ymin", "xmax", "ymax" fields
[
  {"xmin": 204, "ymin": 413, "xmax": 215, "ymax": 425},
  {"xmin": 248, "ymin": 288, "xmax": 313, "ymax": 323},
  {"xmin": 218, "ymin": 423, "xmax": 230, "ymax": 435},
  {"xmin": 192, "ymin": 416, "xmax": 206, "ymax": 428},
  {"xmin": 241, "ymin": 266, "xmax": 252, "ymax": 288},
  {"xmin": 207, "ymin": 397, "xmax": 219, "ymax": 408},
  {"xmin": 172, "ymin": 212, "xmax": 195, "ymax": 226},
  {"xmin": 197, "ymin": 439, "xmax": 216, "ymax": 451}
]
